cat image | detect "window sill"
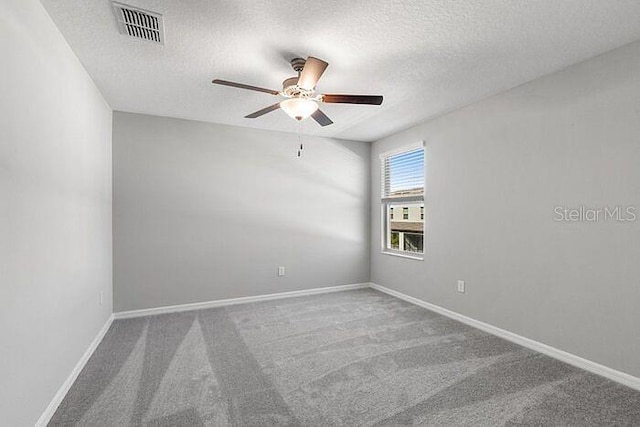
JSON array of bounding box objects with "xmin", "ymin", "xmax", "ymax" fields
[{"xmin": 381, "ymin": 250, "xmax": 424, "ymax": 261}]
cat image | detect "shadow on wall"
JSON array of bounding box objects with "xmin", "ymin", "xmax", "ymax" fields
[{"xmin": 112, "ymin": 112, "xmax": 371, "ymax": 311}]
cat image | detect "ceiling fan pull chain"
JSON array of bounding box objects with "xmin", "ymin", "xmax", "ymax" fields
[{"xmin": 296, "ymin": 121, "xmax": 304, "ymax": 157}]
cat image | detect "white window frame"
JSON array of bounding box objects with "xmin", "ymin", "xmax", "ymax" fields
[{"xmin": 380, "ymin": 142, "xmax": 425, "ymax": 260}]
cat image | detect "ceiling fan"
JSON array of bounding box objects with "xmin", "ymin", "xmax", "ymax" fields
[{"xmin": 212, "ymin": 56, "xmax": 383, "ymax": 127}]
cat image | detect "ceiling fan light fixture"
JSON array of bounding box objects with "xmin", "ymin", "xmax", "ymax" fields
[{"xmin": 280, "ymin": 98, "xmax": 318, "ymax": 121}]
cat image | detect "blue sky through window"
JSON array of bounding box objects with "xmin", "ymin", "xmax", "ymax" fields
[{"xmin": 388, "ymin": 148, "xmax": 424, "ymax": 194}]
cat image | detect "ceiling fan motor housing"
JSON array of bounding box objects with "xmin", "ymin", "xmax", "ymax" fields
[{"xmin": 282, "ymin": 77, "xmax": 314, "ymax": 98}]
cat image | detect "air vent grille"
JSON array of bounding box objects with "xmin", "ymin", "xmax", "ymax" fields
[{"xmin": 112, "ymin": 2, "xmax": 164, "ymax": 44}]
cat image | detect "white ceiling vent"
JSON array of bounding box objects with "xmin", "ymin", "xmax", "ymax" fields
[{"xmin": 112, "ymin": 2, "xmax": 164, "ymax": 44}]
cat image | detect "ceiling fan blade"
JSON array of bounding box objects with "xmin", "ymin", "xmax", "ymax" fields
[
  {"xmin": 297, "ymin": 57, "xmax": 329, "ymax": 90},
  {"xmin": 322, "ymin": 94, "xmax": 383, "ymax": 105},
  {"xmin": 311, "ymin": 109, "xmax": 333, "ymax": 127},
  {"xmin": 244, "ymin": 103, "xmax": 281, "ymax": 119},
  {"xmin": 212, "ymin": 79, "xmax": 279, "ymax": 96}
]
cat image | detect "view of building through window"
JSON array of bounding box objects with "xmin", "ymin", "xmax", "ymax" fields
[
  {"xmin": 381, "ymin": 145, "xmax": 424, "ymax": 255},
  {"xmin": 388, "ymin": 202, "xmax": 424, "ymax": 252}
]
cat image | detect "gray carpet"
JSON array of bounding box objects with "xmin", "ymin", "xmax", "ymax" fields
[{"xmin": 49, "ymin": 288, "xmax": 640, "ymax": 426}]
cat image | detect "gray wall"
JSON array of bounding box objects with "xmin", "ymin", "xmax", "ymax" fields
[
  {"xmin": 113, "ymin": 112, "xmax": 370, "ymax": 311},
  {"xmin": 372, "ymin": 40, "xmax": 640, "ymax": 378},
  {"xmin": 0, "ymin": 1, "xmax": 113, "ymax": 425}
]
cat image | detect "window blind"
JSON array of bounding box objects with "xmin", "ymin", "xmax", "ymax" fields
[{"xmin": 381, "ymin": 147, "xmax": 424, "ymax": 202}]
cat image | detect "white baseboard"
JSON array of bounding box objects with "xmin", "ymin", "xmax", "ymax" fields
[
  {"xmin": 370, "ymin": 283, "xmax": 640, "ymax": 392},
  {"xmin": 113, "ymin": 282, "xmax": 372, "ymax": 319},
  {"xmin": 36, "ymin": 314, "xmax": 115, "ymax": 427},
  {"xmin": 39, "ymin": 281, "xmax": 639, "ymax": 426}
]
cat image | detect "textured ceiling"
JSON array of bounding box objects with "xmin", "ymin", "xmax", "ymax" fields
[{"xmin": 41, "ymin": 0, "xmax": 640, "ymax": 142}]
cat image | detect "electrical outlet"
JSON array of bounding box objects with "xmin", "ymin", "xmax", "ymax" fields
[
  {"xmin": 457, "ymin": 280, "xmax": 465, "ymax": 293},
  {"xmin": 278, "ymin": 266, "xmax": 285, "ymax": 277},
  {"xmin": 99, "ymin": 290, "xmax": 104, "ymax": 306}
]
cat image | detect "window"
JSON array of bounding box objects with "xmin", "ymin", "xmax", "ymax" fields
[{"xmin": 381, "ymin": 144, "xmax": 424, "ymax": 258}]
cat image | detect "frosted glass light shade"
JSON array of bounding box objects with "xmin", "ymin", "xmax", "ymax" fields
[{"xmin": 280, "ymin": 98, "xmax": 318, "ymax": 121}]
